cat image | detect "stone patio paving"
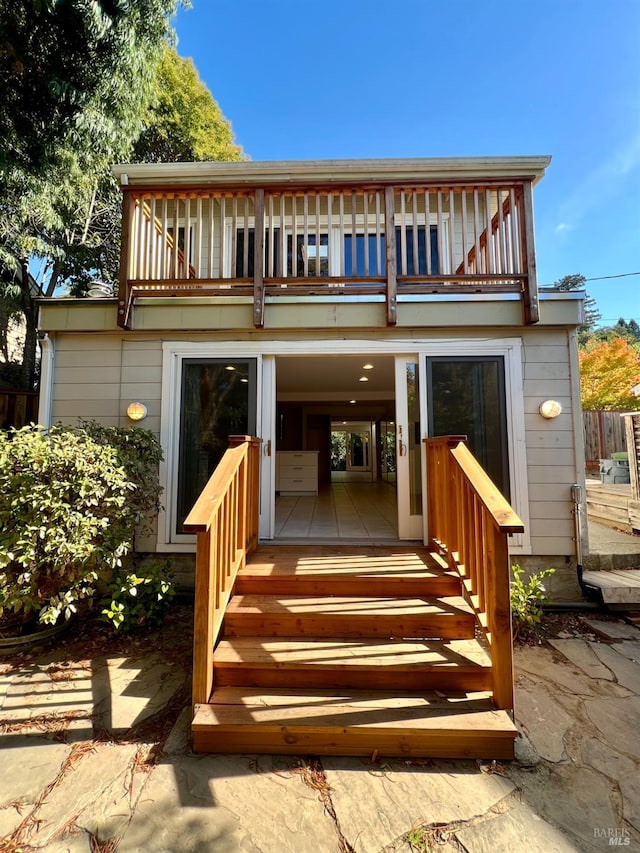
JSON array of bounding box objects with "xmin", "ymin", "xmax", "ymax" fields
[{"xmin": 0, "ymin": 609, "xmax": 638, "ymax": 852}]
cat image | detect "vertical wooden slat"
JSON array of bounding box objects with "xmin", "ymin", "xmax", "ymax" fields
[
  {"xmin": 339, "ymin": 193, "xmax": 345, "ymax": 276},
  {"xmin": 303, "ymin": 193, "xmax": 309, "ymax": 277},
  {"xmin": 375, "ymin": 191, "xmax": 382, "ymax": 276},
  {"xmin": 424, "ymin": 190, "xmax": 432, "ymax": 274},
  {"xmin": 351, "ymin": 191, "xmax": 357, "ymax": 275},
  {"xmin": 496, "ymin": 189, "xmax": 504, "ymax": 275},
  {"xmin": 184, "ymin": 196, "xmax": 192, "ymax": 279},
  {"xmin": 148, "ymin": 197, "xmax": 157, "ymax": 279},
  {"xmin": 160, "ymin": 196, "xmax": 168, "ymax": 279},
  {"xmin": 207, "ymin": 195, "xmax": 215, "ymax": 278},
  {"xmin": 461, "ymin": 189, "xmax": 468, "ymax": 274},
  {"xmin": 327, "ymin": 192, "xmax": 333, "ymax": 276},
  {"xmin": 243, "ymin": 195, "xmax": 250, "ymax": 278},
  {"xmin": 473, "ymin": 189, "xmax": 481, "ymax": 274},
  {"xmin": 363, "ymin": 191, "xmax": 369, "ymax": 276},
  {"xmin": 384, "ymin": 186, "xmax": 397, "ymax": 326},
  {"xmin": 509, "ymin": 188, "xmax": 518, "ymax": 274},
  {"xmin": 411, "ymin": 190, "xmax": 419, "ymax": 274},
  {"xmin": 193, "ymin": 196, "xmax": 202, "ymax": 279},
  {"xmin": 436, "ymin": 190, "xmax": 444, "ymax": 274},
  {"xmin": 290, "ymin": 194, "xmax": 296, "ymax": 278},
  {"xmin": 267, "ymin": 194, "xmax": 274, "ymax": 277},
  {"xmin": 136, "ymin": 195, "xmax": 146, "ymax": 280},
  {"xmin": 192, "ymin": 526, "xmax": 214, "ymax": 706},
  {"xmin": 448, "ymin": 189, "xmax": 455, "ymax": 276},
  {"xmin": 484, "ymin": 189, "xmax": 493, "ymax": 275},
  {"xmin": 280, "ymin": 193, "xmax": 288, "ymax": 278},
  {"xmin": 219, "ymin": 196, "xmax": 226, "ymax": 278},
  {"xmin": 231, "ymin": 196, "xmax": 238, "ymax": 279},
  {"xmin": 316, "ymin": 192, "xmax": 322, "ymax": 277},
  {"xmin": 253, "ymin": 188, "xmax": 265, "ymax": 328},
  {"xmin": 399, "ymin": 190, "xmax": 407, "ymax": 275},
  {"xmin": 521, "ymin": 181, "xmax": 540, "ymax": 324}
]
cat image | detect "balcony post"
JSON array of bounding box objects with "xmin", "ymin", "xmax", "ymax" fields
[
  {"xmin": 253, "ymin": 188, "xmax": 265, "ymax": 328},
  {"xmin": 521, "ymin": 181, "xmax": 540, "ymax": 325},
  {"xmin": 117, "ymin": 191, "xmax": 133, "ymax": 329},
  {"xmin": 384, "ymin": 186, "xmax": 397, "ymax": 326}
]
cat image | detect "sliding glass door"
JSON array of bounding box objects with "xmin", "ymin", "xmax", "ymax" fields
[{"xmin": 176, "ymin": 358, "xmax": 257, "ymax": 532}]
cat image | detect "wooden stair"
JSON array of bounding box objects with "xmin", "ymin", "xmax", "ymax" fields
[{"xmin": 192, "ymin": 546, "xmax": 517, "ymax": 759}]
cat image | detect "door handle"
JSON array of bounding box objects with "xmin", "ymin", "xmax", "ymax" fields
[
  {"xmin": 398, "ymin": 425, "xmax": 407, "ymax": 456},
  {"xmin": 264, "ymin": 439, "xmax": 272, "ymax": 457}
]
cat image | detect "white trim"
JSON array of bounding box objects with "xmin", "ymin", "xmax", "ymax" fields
[{"xmin": 37, "ymin": 334, "xmax": 54, "ymax": 427}]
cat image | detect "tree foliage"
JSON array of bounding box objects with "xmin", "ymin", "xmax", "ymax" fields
[
  {"xmin": 552, "ymin": 274, "xmax": 601, "ymax": 343},
  {"xmin": 133, "ymin": 43, "xmax": 244, "ymax": 163},
  {"xmin": 579, "ymin": 337, "xmax": 640, "ymax": 411}
]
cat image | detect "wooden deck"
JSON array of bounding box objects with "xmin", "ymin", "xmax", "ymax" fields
[
  {"xmin": 193, "ymin": 545, "xmax": 516, "ymax": 758},
  {"xmin": 586, "ymin": 480, "xmax": 640, "ymax": 534}
]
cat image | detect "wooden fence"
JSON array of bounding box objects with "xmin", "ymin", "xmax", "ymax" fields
[
  {"xmin": 0, "ymin": 390, "xmax": 39, "ymax": 430},
  {"xmin": 583, "ymin": 411, "xmax": 628, "ymax": 465}
]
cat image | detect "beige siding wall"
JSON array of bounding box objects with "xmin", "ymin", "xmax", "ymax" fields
[
  {"xmin": 52, "ymin": 336, "xmax": 163, "ymax": 438},
  {"xmin": 47, "ymin": 322, "xmax": 583, "ymax": 563},
  {"xmin": 521, "ymin": 328, "xmax": 581, "ymax": 556}
]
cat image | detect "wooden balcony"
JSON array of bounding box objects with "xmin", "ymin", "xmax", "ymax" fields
[{"xmin": 117, "ymin": 175, "xmax": 541, "ymax": 329}]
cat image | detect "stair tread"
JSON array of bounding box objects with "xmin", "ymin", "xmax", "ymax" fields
[
  {"xmin": 226, "ymin": 594, "xmax": 473, "ymax": 616},
  {"xmin": 195, "ymin": 688, "xmax": 516, "ymax": 735},
  {"xmin": 241, "ymin": 546, "xmax": 455, "ymax": 579},
  {"xmin": 214, "ymin": 637, "xmax": 491, "ymax": 670}
]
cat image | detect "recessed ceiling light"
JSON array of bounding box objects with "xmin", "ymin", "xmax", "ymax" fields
[
  {"xmin": 342, "ymin": 421, "xmax": 347, "ymax": 425},
  {"xmin": 363, "ymin": 363, "xmax": 374, "ymax": 370},
  {"xmin": 349, "ymin": 400, "xmax": 356, "ymax": 404},
  {"xmin": 240, "ymin": 378, "xmax": 249, "ymax": 383},
  {"xmin": 225, "ymin": 365, "xmax": 236, "ymax": 371},
  {"xmin": 359, "ymin": 376, "xmax": 368, "ymax": 382}
]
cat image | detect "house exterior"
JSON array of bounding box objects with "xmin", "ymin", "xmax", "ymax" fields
[{"xmin": 37, "ymin": 156, "xmax": 587, "ymax": 599}]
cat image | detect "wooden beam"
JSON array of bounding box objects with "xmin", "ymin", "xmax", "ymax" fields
[
  {"xmin": 117, "ymin": 192, "xmax": 133, "ymax": 328},
  {"xmin": 253, "ymin": 188, "xmax": 265, "ymax": 327},
  {"xmin": 521, "ymin": 182, "xmax": 540, "ymax": 324},
  {"xmin": 384, "ymin": 186, "xmax": 397, "ymax": 325}
]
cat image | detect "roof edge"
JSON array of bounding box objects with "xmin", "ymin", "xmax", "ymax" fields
[{"xmin": 113, "ymin": 156, "xmax": 552, "ymax": 188}]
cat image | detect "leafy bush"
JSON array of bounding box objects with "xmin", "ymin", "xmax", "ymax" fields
[
  {"xmin": 77, "ymin": 419, "xmax": 164, "ymax": 540},
  {"xmin": 101, "ymin": 561, "xmax": 175, "ymax": 633},
  {"xmin": 0, "ymin": 425, "xmax": 135, "ymax": 626},
  {"xmin": 510, "ymin": 564, "xmax": 555, "ymax": 640},
  {"xmin": 0, "ymin": 422, "xmax": 164, "ymax": 628}
]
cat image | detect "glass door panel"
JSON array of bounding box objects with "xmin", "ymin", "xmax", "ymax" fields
[
  {"xmin": 426, "ymin": 357, "xmax": 509, "ymax": 497},
  {"xmin": 395, "ymin": 357, "xmax": 424, "ymax": 539},
  {"xmin": 177, "ymin": 358, "xmax": 257, "ymax": 533}
]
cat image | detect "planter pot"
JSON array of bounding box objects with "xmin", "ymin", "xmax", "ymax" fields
[{"xmin": 0, "ymin": 616, "xmax": 72, "ymax": 656}]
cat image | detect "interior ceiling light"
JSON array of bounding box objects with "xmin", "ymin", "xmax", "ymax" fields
[
  {"xmin": 359, "ymin": 376, "xmax": 368, "ymax": 382},
  {"xmin": 240, "ymin": 378, "xmax": 249, "ymax": 383},
  {"xmin": 225, "ymin": 365, "xmax": 236, "ymax": 371},
  {"xmin": 349, "ymin": 400, "xmax": 356, "ymax": 404},
  {"xmin": 363, "ymin": 363, "xmax": 374, "ymax": 370}
]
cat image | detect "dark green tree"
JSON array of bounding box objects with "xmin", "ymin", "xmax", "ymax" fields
[
  {"xmin": 0, "ymin": 1, "xmax": 182, "ymax": 388},
  {"xmin": 552, "ymin": 274, "xmax": 601, "ymax": 347}
]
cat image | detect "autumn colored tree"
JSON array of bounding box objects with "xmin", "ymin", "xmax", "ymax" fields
[{"xmin": 579, "ymin": 337, "xmax": 640, "ymax": 411}]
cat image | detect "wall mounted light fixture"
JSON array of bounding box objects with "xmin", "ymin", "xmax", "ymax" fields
[
  {"xmin": 539, "ymin": 400, "xmax": 562, "ymax": 419},
  {"xmin": 127, "ymin": 402, "xmax": 148, "ymax": 422}
]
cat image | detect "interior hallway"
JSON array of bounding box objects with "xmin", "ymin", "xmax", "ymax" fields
[{"xmin": 275, "ymin": 481, "xmax": 398, "ymax": 539}]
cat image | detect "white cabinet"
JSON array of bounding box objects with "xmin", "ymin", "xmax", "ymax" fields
[{"xmin": 276, "ymin": 451, "xmax": 319, "ymax": 495}]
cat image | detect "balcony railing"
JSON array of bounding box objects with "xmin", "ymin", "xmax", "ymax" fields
[{"xmin": 118, "ymin": 180, "xmax": 539, "ymax": 328}]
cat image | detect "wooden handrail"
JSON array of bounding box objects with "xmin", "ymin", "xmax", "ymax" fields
[
  {"xmin": 424, "ymin": 436, "xmax": 524, "ymax": 710},
  {"xmin": 186, "ymin": 435, "xmax": 261, "ymax": 707}
]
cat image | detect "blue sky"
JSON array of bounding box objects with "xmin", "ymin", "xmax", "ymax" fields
[{"xmin": 174, "ymin": 0, "xmax": 640, "ymax": 326}]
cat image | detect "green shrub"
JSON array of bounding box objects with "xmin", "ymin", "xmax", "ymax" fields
[
  {"xmin": 0, "ymin": 425, "xmax": 136, "ymax": 626},
  {"xmin": 77, "ymin": 419, "xmax": 163, "ymax": 541},
  {"xmin": 0, "ymin": 423, "xmax": 164, "ymax": 629},
  {"xmin": 101, "ymin": 561, "xmax": 175, "ymax": 633},
  {"xmin": 510, "ymin": 564, "xmax": 555, "ymax": 639}
]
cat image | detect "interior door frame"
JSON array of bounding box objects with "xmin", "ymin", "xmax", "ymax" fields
[{"xmin": 395, "ymin": 355, "xmax": 424, "ymax": 540}]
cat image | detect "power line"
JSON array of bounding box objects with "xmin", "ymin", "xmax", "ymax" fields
[{"xmin": 541, "ymin": 271, "xmax": 640, "ymax": 287}]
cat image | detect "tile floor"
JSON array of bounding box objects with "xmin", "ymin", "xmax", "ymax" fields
[{"xmin": 275, "ymin": 480, "xmax": 398, "ymax": 539}]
